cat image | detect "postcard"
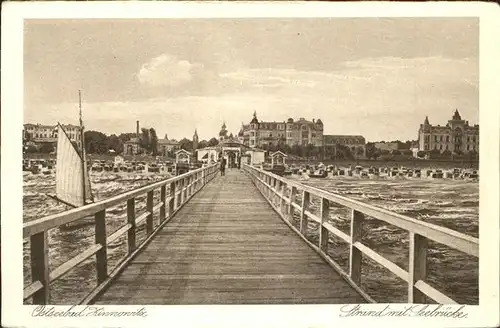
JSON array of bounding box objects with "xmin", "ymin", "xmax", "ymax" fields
[{"xmin": 1, "ymin": 1, "xmax": 499, "ymax": 328}]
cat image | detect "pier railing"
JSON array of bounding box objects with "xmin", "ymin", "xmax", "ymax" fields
[
  {"xmin": 23, "ymin": 163, "xmax": 219, "ymax": 305},
  {"xmin": 243, "ymin": 163, "xmax": 479, "ymax": 304}
]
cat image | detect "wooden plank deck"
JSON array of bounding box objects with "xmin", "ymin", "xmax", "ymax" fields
[{"xmin": 93, "ymin": 168, "xmax": 367, "ymax": 304}]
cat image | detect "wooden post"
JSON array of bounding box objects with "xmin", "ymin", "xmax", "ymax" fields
[
  {"xmin": 191, "ymin": 174, "xmax": 194, "ymax": 194},
  {"xmin": 182, "ymin": 178, "xmax": 187, "ymax": 204},
  {"xmin": 288, "ymin": 186, "xmax": 298, "ymax": 222},
  {"xmin": 300, "ymin": 191, "xmax": 310, "ymax": 235},
  {"xmin": 202, "ymin": 169, "xmax": 206, "ymax": 186},
  {"xmin": 319, "ymin": 198, "xmax": 330, "ymax": 252},
  {"xmin": 279, "ymin": 182, "xmax": 285, "ymax": 214},
  {"xmin": 160, "ymin": 185, "xmax": 166, "ymax": 223},
  {"xmin": 273, "ymin": 179, "xmax": 278, "ymax": 206},
  {"xmin": 177, "ymin": 180, "xmax": 182, "ymax": 207},
  {"xmin": 195, "ymin": 173, "xmax": 199, "ymax": 192},
  {"xmin": 272, "ymin": 179, "xmax": 277, "ymax": 205},
  {"xmin": 177, "ymin": 180, "xmax": 183, "ymax": 208},
  {"xmin": 127, "ymin": 198, "xmax": 136, "ymax": 253},
  {"xmin": 265, "ymin": 176, "xmax": 269, "ymax": 199},
  {"xmin": 169, "ymin": 182, "xmax": 176, "ymax": 216},
  {"xmin": 95, "ymin": 209, "xmax": 108, "ymax": 284},
  {"xmin": 146, "ymin": 191, "xmax": 154, "ymax": 235},
  {"xmin": 30, "ymin": 231, "xmax": 50, "ymax": 304},
  {"xmin": 408, "ymin": 232, "xmax": 428, "ymax": 303},
  {"xmin": 349, "ymin": 209, "xmax": 364, "ymax": 285},
  {"xmin": 270, "ymin": 177, "xmax": 274, "ymax": 203}
]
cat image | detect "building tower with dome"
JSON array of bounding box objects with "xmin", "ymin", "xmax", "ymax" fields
[
  {"xmin": 219, "ymin": 121, "xmax": 228, "ymax": 142},
  {"xmin": 418, "ymin": 109, "xmax": 479, "ymax": 154}
]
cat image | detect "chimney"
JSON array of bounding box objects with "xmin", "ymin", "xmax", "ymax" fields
[{"xmin": 136, "ymin": 121, "xmax": 139, "ymax": 137}]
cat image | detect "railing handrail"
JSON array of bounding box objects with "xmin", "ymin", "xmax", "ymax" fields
[
  {"xmin": 23, "ymin": 164, "xmax": 218, "ymax": 238},
  {"xmin": 242, "ymin": 163, "xmax": 478, "ymax": 304},
  {"xmin": 242, "ymin": 164, "xmax": 478, "ymax": 257},
  {"xmin": 24, "ymin": 163, "xmax": 220, "ymax": 305}
]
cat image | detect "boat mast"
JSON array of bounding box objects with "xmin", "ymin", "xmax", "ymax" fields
[{"xmin": 79, "ymin": 90, "xmax": 87, "ymax": 203}]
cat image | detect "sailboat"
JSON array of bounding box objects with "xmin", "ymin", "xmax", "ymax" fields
[{"xmin": 48, "ymin": 90, "xmax": 95, "ymax": 230}]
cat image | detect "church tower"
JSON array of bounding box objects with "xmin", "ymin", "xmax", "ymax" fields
[
  {"xmin": 193, "ymin": 129, "xmax": 199, "ymax": 150},
  {"xmin": 219, "ymin": 121, "xmax": 228, "ymax": 142}
]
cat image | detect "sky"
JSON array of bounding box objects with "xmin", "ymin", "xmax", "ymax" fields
[{"xmin": 24, "ymin": 18, "xmax": 479, "ymax": 142}]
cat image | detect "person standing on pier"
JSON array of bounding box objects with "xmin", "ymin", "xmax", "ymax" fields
[{"xmin": 220, "ymin": 157, "xmax": 226, "ymax": 176}]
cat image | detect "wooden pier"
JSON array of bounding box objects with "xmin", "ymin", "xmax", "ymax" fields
[{"xmin": 23, "ymin": 163, "xmax": 479, "ymax": 305}]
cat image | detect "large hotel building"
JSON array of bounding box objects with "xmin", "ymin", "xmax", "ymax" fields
[
  {"xmin": 235, "ymin": 112, "xmax": 366, "ymax": 156},
  {"xmin": 23, "ymin": 123, "xmax": 82, "ymax": 144},
  {"xmin": 418, "ymin": 109, "xmax": 479, "ymax": 153},
  {"xmin": 237, "ymin": 112, "xmax": 324, "ymax": 148}
]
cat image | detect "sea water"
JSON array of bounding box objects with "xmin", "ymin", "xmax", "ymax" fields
[
  {"xmin": 290, "ymin": 175, "xmax": 478, "ymax": 304},
  {"xmin": 23, "ymin": 172, "xmax": 478, "ymax": 304}
]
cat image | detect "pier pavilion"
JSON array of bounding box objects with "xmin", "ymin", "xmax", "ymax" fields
[{"xmin": 197, "ymin": 138, "xmax": 266, "ymax": 168}]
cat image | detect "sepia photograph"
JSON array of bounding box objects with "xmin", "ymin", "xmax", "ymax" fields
[{"xmin": 2, "ymin": 2, "xmax": 500, "ymax": 328}]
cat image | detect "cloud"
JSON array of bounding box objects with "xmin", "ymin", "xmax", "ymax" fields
[
  {"xmin": 27, "ymin": 56, "xmax": 478, "ymax": 143},
  {"xmin": 136, "ymin": 54, "xmax": 202, "ymax": 87}
]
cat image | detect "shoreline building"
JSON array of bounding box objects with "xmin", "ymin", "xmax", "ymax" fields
[
  {"xmin": 23, "ymin": 123, "xmax": 82, "ymax": 145},
  {"xmin": 156, "ymin": 136, "xmax": 180, "ymax": 156},
  {"xmin": 323, "ymin": 135, "xmax": 366, "ymax": 158},
  {"xmin": 238, "ymin": 111, "xmax": 324, "ymax": 148},
  {"xmin": 123, "ymin": 121, "xmax": 142, "ymax": 155},
  {"xmin": 124, "ymin": 121, "xmax": 180, "ymax": 156},
  {"xmin": 418, "ymin": 109, "xmax": 479, "ymax": 153},
  {"xmin": 197, "ymin": 122, "xmax": 266, "ymax": 167}
]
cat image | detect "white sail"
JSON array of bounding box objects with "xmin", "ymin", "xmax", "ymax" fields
[{"xmin": 55, "ymin": 124, "xmax": 92, "ymax": 207}]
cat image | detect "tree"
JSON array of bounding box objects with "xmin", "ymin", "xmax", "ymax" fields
[
  {"xmin": 106, "ymin": 134, "xmax": 123, "ymax": 154},
  {"xmin": 207, "ymin": 137, "xmax": 219, "ymax": 147},
  {"xmin": 291, "ymin": 144, "xmax": 302, "ymax": 157},
  {"xmin": 429, "ymin": 149, "xmax": 441, "ymax": 159},
  {"xmin": 84, "ymin": 131, "xmax": 108, "ymax": 154},
  {"xmin": 167, "ymin": 149, "xmax": 176, "ymax": 158},
  {"xmin": 391, "ymin": 149, "xmax": 402, "ymax": 155},
  {"xmin": 139, "ymin": 128, "xmax": 151, "ymax": 152},
  {"xmin": 39, "ymin": 143, "xmax": 55, "ymax": 154},
  {"xmin": 378, "ymin": 149, "xmax": 388, "ymax": 155},
  {"xmin": 441, "ymin": 149, "xmax": 452, "ymax": 158},
  {"xmin": 198, "ymin": 140, "xmax": 208, "ymax": 149},
  {"xmin": 468, "ymin": 149, "xmax": 478, "ymax": 161},
  {"xmin": 334, "ymin": 144, "xmax": 353, "ymax": 160},
  {"xmin": 179, "ymin": 138, "xmax": 192, "ymax": 151},
  {"xmin": 278, "ymin": 144, "xmax": 292, "ymax": 155},
  {"xmin": 365, "ymin": 142, "xmax": 376, "ymax": 159},
  {"xmin": 24, "ymin": 144, "xmax": 38, "ymax": 153},
  {"xmin": 304, "ymin": 144, "xmax": 315, "ymax": 159},
  {"xmin": 118, "ymin": 132, "xmax": 137, "ymax": 143},
  {"xmin": 149, "ymin": 128, "xmax": 158, "ymax": 156},
  {"xmin": 23, "ymin": 132, "xmax": 32, "ymax": 144}
]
